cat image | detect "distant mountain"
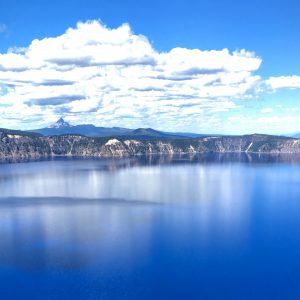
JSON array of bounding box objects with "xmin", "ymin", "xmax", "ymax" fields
[
  {"xmin": 164, "ymin": 131, "xmax": 215, "ymax": 138},
  {"xmin": 29, "ymin": 118, "xmax": 133, "ymax": 137},
  {"xmin": 0, "ymin": 128, "xmax": 42, "ymax": 137},
  {"xmin": 28, "ymin": 118, "xmax": 207, "ymax": 140},
  {"xmin": 50, "ymin": 117, "xmax": 72, "ymax": 128},
  {"xmin": 120, "ymin": 128, "xmax": 189, "ymax": 140}
]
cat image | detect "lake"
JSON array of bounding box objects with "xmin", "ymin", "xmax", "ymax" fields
[{"xmin": 0, "ymin": 154, "xmax": 300, "ymax": 299}]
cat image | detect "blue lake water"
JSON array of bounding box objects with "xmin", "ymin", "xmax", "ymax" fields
[{"xmin": 1, "ymin": 154, "xmax": 300, "ymax": 299}]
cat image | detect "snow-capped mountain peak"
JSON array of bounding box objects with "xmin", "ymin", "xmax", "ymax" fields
[{"xmin": 50, "ymin": 118, "xmax": 72, "ymax": 128}]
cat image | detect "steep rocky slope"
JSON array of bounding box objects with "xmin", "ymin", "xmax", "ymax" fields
[{"xmin": 1, "ymin": 129, "xmax": 300, "ymax": 161}]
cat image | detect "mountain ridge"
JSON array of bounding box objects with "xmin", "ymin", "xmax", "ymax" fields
[
  {"xmin": 1, "ymin": 127, "xmax": 300, "ymax": 162},
  {"xmin": 28, "ymin": 118, "xmax": 208, "ymax": 139}
]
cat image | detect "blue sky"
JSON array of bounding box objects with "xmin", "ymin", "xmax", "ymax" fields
[{"xmin": 0, "ymin": 0, "xmax": 300, "ymax": 134}]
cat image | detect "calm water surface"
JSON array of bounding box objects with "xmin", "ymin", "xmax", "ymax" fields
[{"xmin": 0, "ymin": 154, "xmax": 300, "ymax": 299}]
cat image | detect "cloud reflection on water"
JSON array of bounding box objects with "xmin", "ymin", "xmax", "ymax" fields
[{"xmin": 0, "ymin": 153, "xmax": 299, "ymax": 268}]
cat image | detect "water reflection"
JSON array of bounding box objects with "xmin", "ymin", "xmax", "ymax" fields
[
  {"xmin": 0, "ymin": 202, "xmax": 155, "ymax": 270},
  {"xmin": 0, "ymin": 154, "xmax": 253, "ymax": 201},
  {"xmin": 0, "ymin": 198, "xmax": 251, "ymax": 275},
  {"xmin": 4, "ymin": 152, "xmax": 300, "ymax": 165},
  {"xmin": 1, "ymin": 154, "xmax": 300, "ymax": 298}
]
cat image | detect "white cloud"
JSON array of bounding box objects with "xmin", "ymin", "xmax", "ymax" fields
[
  {"xmin": 0, "ymin": 20, "xmax": 265, "ymax": 130},
  {"xmin": 266, "ymin": 76, "xmax": 300, "ymax": 90},
  {"xmin": 260, "ymin": 108, "xmax": 273, "ymax": 113},
  {"xmin": 225, "ymin": 114, "xmax": 300, "ymax": 135}
]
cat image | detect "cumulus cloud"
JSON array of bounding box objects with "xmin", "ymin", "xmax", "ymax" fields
[
  {"xmin": 0, "ymin": 20, "xmax": 265, "ymax": 130},
  {"xmin": 266, "ymin": 76, "xmax": 300, "ymax": 90}
]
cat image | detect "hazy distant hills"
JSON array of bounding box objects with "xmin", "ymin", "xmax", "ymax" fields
[
  {"xmin": 28, "ymin": 118, "xmax": 208, "ymax": 140},
  {"xmin": 29, "ymin": 117, "xmax": 132, "ymax": 137},
  {"xmin": 1, "ymin": 117, "xmax": 299, "ymax": 163},
  {"xmin": 293, "ymin": 133, "xmax": 300, "ymax": 138}
]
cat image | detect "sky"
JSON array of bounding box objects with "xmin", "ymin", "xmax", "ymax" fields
[{"xmin": 0, "ymin": 0, "xmax": 300, "ymax": 134}]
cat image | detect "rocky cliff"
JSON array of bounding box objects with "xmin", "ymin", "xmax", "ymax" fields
[{"xmin": 1, "ymin": 129, "xmax": 300, "ymax": 161}]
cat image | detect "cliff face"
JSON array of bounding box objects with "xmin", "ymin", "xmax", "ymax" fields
[{"xmin": 1, "ymin": 130, "xmax": 300, "ymax": 161}]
